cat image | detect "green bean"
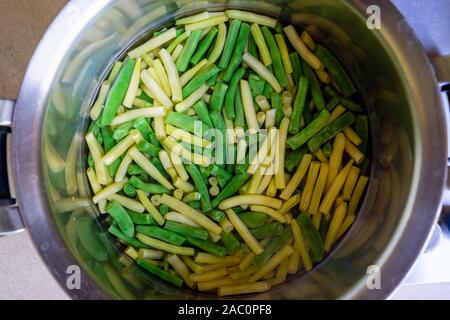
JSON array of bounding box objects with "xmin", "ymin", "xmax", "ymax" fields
[
  {"xmin": 208, "ymin": 164, "xmax": 233, "ymax": 188},
  {"xmin": 191, "ymin": 27, "xmax": 219, "ymax": 65},
  {"xmin": 219, "ymin": 19, "xmax": 242, "ymax": 69},
  {"xmin": 285, "ymin": 145, "xmax": 308, "ymax": 172},
  {"xmin": 271, "ymin": 92, "xmax": 283, "ymax": 126},
  {"xmin": 136, "ymin": 225, "xmax": 186, "ymax": 246},
  {"xmin": 248, "ymin": 73, "xmax": 265, "ymax": 99},
  {"xmin": 355, "ymin": 115, "xmax": 369, "ymax": 153},
  {"xmin": 315, "ymin": 45, "xmax": 356, "ymax": 97},
  {"xmin": 287, "ymin": 109, "xmax": 331, "ymax": 150},
  {"xmin": 127, "ymin": 164, "xmax": 148, "ymax": 177},
  {"xmin": 113, "ymin": 122, "xmax": 134, "ymax": 141},
  {"xmin": 164, "ymin": 221, "xmax": 209, "ymax": 240},
  {"xmin": 159, "ymin": 204, "xmax": 170, "ymax": 215},
  {"xmin": 137, "ymin": 89, "xmax": 153, "ymax": 103},
  {"xmin": 210, "ymin": 82, "xmax": 229, "ymax": 112},
  {"xmin": 222, "ymin": 23, "xmax": 250, "ymax": 82},
  {"xmin": 199, "ymin": 166, "xmax": 210, "ymax": 181},
  {"xmin": 107, "ymin": 201, "xmax": 135, "ymax": 238},
  {"xmin": 176, "ymin": 30, "xmax": 203, "ymax": 72},
  {"xmin": 296, "ymin": 213, "xmax": 324, "ymax": 261},
  {"xmin": 186, "ymin": 237, "xmax": 227, "ymax": 257},
  {"xmin": 307, "ymin": 111, "xmax": 356, "ymax": 152},
  {"xmin": 247, "ymin": 31, "xmax": 258, "ymax": 58},
  {"xmin": 289, "ymin": 52, "xmax": 302, "ymax": 85},
  {"xmin": 137, "ymin": 140, "xmax": 160, "ymax": 157},
  {"xmin": 221, "ymin": 232, "xmax": 240, "ymax": 254},
  {"xmin": 250, "ymin": 222, "xmax": 283, "ymax": 239},
  {"xmin": 127, "ymin": 210, "xmax": 156, "ymax": 225},
  {"xmin": 189, "ymin": 200, "xmax": 201, "ymax": 209},
  {"xmin": 210, "ymin": 110, "xmax": 227, "ymax": 164},
  {"xmin": 225, "ymin": 67, "xmax": 246, "ymax": 120},
  {"xmin": 108, "ymin": 224, "xmax": 149, "ymax": 249},
  {"xmin": 252, "ymin": 227, "xmax": 292, "ymax": 267},
  {"xmin": 90, "ymin": 122, "xmax": 103, "ymax": 144},
  {"xmin": 340, "ymin": 98, "xmax": 363, "ymax": 113},
  {"xmin": 167, "ymin": 30, "xmax": 190, "ymax": 54},
  {"xmin": 323, "ymin": 85, "xmax": 338, "ymax": 98},
  {"xmin": 289, "ymin": 76, "xmax": 309, "ymax": 134},
  {"xmin": 319, "ymin": 216, "xmax": 330, "ymax": 242},
  {"xmin": 262, "ymin": 64, "xmax": 274, "ymax": 99},
  {"xmin": 238, "ymin": 212, "xmax": 269, "ymax": 228},
  {"xmin": 137, "ymin": 258, "xmax": 183, "ymax": 287},
  {"xmin": 234, "ymin": 85, "xmax": 246, "ymax": 128},
  {"xmin": 211, "ymin": 172, "xmax": 250, "ymax": 208},
  {"xmin": 75, "ymin": 216, "xmax": 109, "ymax": 261},
  {"xmin": 129, "ymin": 176, "xmax": 170, "ymax": 194},
  {"xmin": 185, "ymin": 163, "xmax": 212, "ymax": 212},
  {"xmin": 192, "ymin": 100, "xmax": 213, "ymax": 128},
  {"xmin": 182, "ymin": 64, "xmax": 220, "ymax": 98},
  {"xmin": 303, "ymin": 102, "xmax": 313, "ymax": 125},
  {"xmin": 322, "ymin": 141, "xmax": 332, "ymax": 157},
  {"xmin": 88, "ymin": 154, "xmax": 95, "ymax": 169},
  {"xmin": 133, "ymin": 117, "xmax": 160, "ymax": 147},
  {"xmin": 360, "ymin": 158, "xmax": 370, "ymax": 175},
  {"xmin": 166, "ymin": 111, "xmax": 211, "ymax": 135},
  {"xmin": 123, "ymin": 182, "xmax": 137, "ymax": 197},
  {"xmin": 101, "ymin": 127, "xmax": 121, "ymax": 177},
  {"xmin": 325, "ymin": 96, "xmax": 340, "ymax": 111},
  {"xmin": 101, "ymin": 59, "xmax": 136, "ymax": 126},
  {"xmin": 274, "ymin": 22, "xmax": 284, "ymax": 35},
  {"xmin": 151, "ymin": 157, "xmax": 170, "ymax": 179},
  {"xmin": 261, "ymin": 26, "xmax": 286, "ymax": 88},
  {"xmin": 303, "ymin": 60, "xmax": 325, "ymax": 111},
  {"xmin": 206, "ymin": 209, "xmax": 226, "ymax": 222}
]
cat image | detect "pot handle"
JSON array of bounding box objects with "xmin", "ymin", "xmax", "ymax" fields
[
  {"xmin": 400, "ymin": 55, "xmax": 450, "ymax": 286},
  {"xmin": 0, "ymin": 99, "xmax": 24, "ymax": 236}
]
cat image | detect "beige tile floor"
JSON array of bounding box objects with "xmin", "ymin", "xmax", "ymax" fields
[{"xmin": 0, "ymin": 0, "xmax": 449, "ymax": 300}]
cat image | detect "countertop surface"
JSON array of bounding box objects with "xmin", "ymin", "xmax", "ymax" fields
[{"xmin": 1, "ymin": 0, "xmax": 449, "ymax": 300}]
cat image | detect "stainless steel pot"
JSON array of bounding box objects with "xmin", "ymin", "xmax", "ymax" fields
[{"xmin": 1, "ymin": 0, "xmax": 450, "ymax": 299}]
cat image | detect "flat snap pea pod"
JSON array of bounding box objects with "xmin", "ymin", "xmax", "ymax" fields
[
  {"xmin": 101, "ymin": 127, "xmax": 121, "ymax": 177},
  {"xmin": 289, "ymin": 52, "xmax": 302, "ymax": 85},
  {"xmin": 285, "ymin": 145, "xmax": 308, "ymax": 172},
  {"xmin": 164, "ymin": 220, "xmax": 209, "ymax": 240},
  {"xmin": 166, "ymin": 111, "xmax": 211, "ymax": 135},
  {"xmin": 211, "ymin": 172, "xmax": 250, "ymax": 208},
  {"xmin": 225, "ymin": 67, "xmax": 246, "ymax": 120},
  {"xmin": 75, "ymin": 216, "xmax": 109, "ymax": 261},
  {"xmin": 206, "ymin": 209, "xmax": 226, "ymax": 222},
  {"xmin": 101, "ymin": 59, "xmax": 136, "ymax": 126},
  {"xmin": 176, "ymin": 30, "xmax": 203, "ymax": 72},
  {"xmin": 261, "ymin": 26, "xmax": 286, "ymax": 88},
  {"xmin": 238, "ymin": 211, "xmax": 269, "ymax": 228},
  {"xmin": 136, "ymin": 225, "xmax": 186, "ymax": 246},
  {"xmin": 262, "ymin": 64, "xmax": 274, "ymax": 99},
  {"xmin": 185, "ymin": 163, "xmax": 212, "ymax": 212},
  {"xmin": 250, "ymin": 222, "xmax": 283, "ymax": 239},
  {"xmin": 123, "ymin": 182, "xmax": 137, "ymax": 197},
  {"xmin": 303, "ymin": 60, "xmax": 325, "ymax": 111},
  {"xmin": 252, "ymin": 227, "xmax": 292, "ymax": 267},
  {"xmin": 297, "ymin": 213, "xmax": 324, "ymax": 261},
  {"xmin": 222, "ymin": 23, "xmax": 250, "ymax": 82},
  {"xmin": 325, "ymin": 96, "xmax": 340, "ymax": 111},
  {"xmin": 191, "ymin": 27, "xmax": 219, "ymax": 65},
  {"xmin": 108, "ymin": 224, "xmax": 149, "ymax": 248},
  {"xmin": 315, "ymin": 45, "xmax": 356, "ymax": 97},
  {"xmin": 355, "ymin": 115, "xmax": 369, "ymax": 153},
  {"xmin": 113, "ymin": 122, "xmax": 134, "ymax": 141},
  {"xmin": 210, "ymin": 82, "xmax": 229, "ymax": 113},
  {"xmin": 221, "ymin": 232, "xmax": 240, "ymax": 254},
  {"xmin": 219, "ymin": 19, "xmax": 242, "ymax": 69},
  {"xmin": 133, "ymin": 117, "xmax": 160, "ymax": 147},
  {"xmin": 129, "ymin": 176, "xmax": 170, "ymax": 194},
  {"xmin": 248, "ymin": 73, "xmax": 266, "ymax": 99},
  {"xmin": 127, "ymin": 210, "xmax": 156, "ymax": 225},
  {"xmin": 137, "ymin": 258, "xmax": 183, "ymax": 287},
  {"xmin": 340, "ymin": 98, "xmax": 364, "ymax": 113},
  {"xmin": 192, "ymin": 100, "xmax": 214, "ymax": 127},
  {"xmin": 271, "ymin": 92, "xmax": 283, "ymax": 126},
  {"xmin": 289, "ymin": 76, "xmax": 309, "ymax": 134},
  {"xmin": 137, "ymin": 140, "xmax": 160, "ymax": 157},
  {"xmin": 287, "ymin": 109, "xmax": 331, "ymax": 150},
  {"xmin": 186, "ymin": 237, "xmax": 227, "ymax": 257},
  {"xmin": 234, "ymin": 85, "xmax": 246, "ymax": 128},
  {"xmin": 307, "ymin": 111, "xmax": 356, "ymax": 152},
  {"xmin": 182, "ymin": 64, "xmax": 220, "ymax": 98},
  {"xmin": 107, "ymin": 201, "xmax": 135, "ymax": 238}
]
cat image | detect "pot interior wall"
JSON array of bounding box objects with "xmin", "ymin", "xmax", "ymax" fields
[{"xmin": 41, "ymin": 0, "xmax": 417, "ymax": 299}]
